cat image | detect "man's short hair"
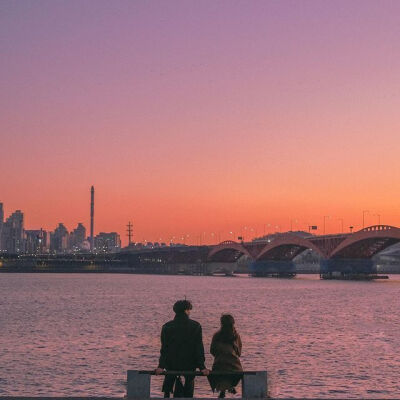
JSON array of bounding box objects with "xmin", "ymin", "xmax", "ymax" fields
[{"xmin": 173, "ymin": 299, "xmax": 193, "ymax": 313}]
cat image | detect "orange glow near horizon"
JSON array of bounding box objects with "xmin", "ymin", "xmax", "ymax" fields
[
  {"xmin": 2, "ymin": 181, "xmax": 399, "ymax": 246},
  {"xmin": 2, "ymin": 1, "xmax": 400, "ymax": 245}
]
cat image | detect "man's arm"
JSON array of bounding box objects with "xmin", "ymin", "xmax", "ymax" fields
[
  {"xmin": 158, "ymin": 326, "xmax": 167, "ymax": 369},
  {"xmin": 195, "ymin": 324, "xmax": 206, "ymax": 371}
]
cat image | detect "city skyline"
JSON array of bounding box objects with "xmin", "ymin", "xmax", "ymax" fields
[
  {"xmin": 2, "ymin": 1, "xmax": 400, "ymax": 245},
  {"xmin": 0, "ymin": 191, "xmax": 390, "ymax": 247},
  {"xmin": 0, "ymin": 201, "xmax": 122, "ymax": 254}
]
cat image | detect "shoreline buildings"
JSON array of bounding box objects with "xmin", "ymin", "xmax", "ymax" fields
[
  {"xmin": 94, "ymin": 232, "xmax": 121, "ymax": 253},
  {"xmin": 25, "ymin": 229, "xmax": 49, "ymax": 254},
  {"xmin": 0, "ymin": 187, "xmax": 121, "ymax": 255},
  {"xmin": 0, "ymin": 207, "xmax": 24, "ymax": 254}
]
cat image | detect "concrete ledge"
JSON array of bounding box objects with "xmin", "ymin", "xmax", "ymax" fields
[
  {"xmin": 127, "ymin": 370, "xmax": 267, "ymax": 400},
  {"xmin": 0, "ymin": 398, "xmax": 123, "ymax": 400},
  {"xmin": 0, "ymin": 398, "xmax": 336, "ymax": 400}
]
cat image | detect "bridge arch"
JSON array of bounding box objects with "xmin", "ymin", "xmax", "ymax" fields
[
  {"xmin": 329, "ymin": 225, "xmax": 400, "ymax": 259},
  {"xmin": 207, "ymin": 241, "xmax": 253, "ymax": 262},
  {"xmin": 256, "ymin": 234, "xmax": 325, "ymax": 261}
]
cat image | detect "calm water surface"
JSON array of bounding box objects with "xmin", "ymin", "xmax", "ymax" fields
[{"xmin": 1, "ymin": 273, "xmax": 400, "ymax": 398}]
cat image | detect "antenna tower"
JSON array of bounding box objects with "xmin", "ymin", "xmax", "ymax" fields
[{"xmin": 127, "ymin": 221, "xmax": 133, "ymax": 245}]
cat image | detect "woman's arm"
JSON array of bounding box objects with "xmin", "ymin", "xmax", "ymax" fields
[
  {"xmin": 236, "ymin": 334, "xmax": 242, "ymax": 357},
  {"xmin": 210, "ymin": 334, "xmax": 218, "ymax": 357}
]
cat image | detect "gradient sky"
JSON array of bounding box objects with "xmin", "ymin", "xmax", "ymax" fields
[{"xmin": 1, "ymin": 0, "xmax": 400, "ymax": 244}]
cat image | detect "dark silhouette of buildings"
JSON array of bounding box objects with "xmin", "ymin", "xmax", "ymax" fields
[
  {"xmin": 50, "ymin": 223, "xmax": 69, "ymax": 253},
  {"xmin": 25, "ymin": 229, "xmax": 49, "ymax": 254},
  {"xmin": 1, "ymin": 210, "xmax": 24, "ymax": 253},
  {"xmin": 94, "ymin": 232, "xmax": 121, "ymax": 253},
  {"xmin": 70, "ymin": 223, "xmax": 87, "ymax": 251},
  {"xmin": 0, "ymin": 188, "xmax": 121, "ymax": 254}
]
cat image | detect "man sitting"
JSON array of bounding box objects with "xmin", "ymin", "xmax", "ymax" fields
[{"xmin": 155, "ymin": 300, "xmax": 209, "ymax": 397}]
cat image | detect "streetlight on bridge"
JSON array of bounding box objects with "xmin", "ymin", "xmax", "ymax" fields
[
  {"xmin": 242, "ymin": 226, "xmax": 248, "ymax": 241},
  {"xmin": 338, "ymin": 218, "xmax": 344, "ymax": 233},
  {"xmin": 323, "ymin": 216, "xmax": 330, "ymax": 234},
  {"xmin": 251, "ymin": 227, "xmax": 258, "ymax": 238},
  {"xmin": 362, "ymin": 210, "xmax": 369, "ymax": 229},
  {"xmin": 263, "ymin": 223, "xmax": 271, "ymax": 236},
  {"xmin": 249, "ymin": 228, "xmax": 255, "ymax": 239},
  {"xmin": 373, "ymin": 214, "xmax": 381, "ymax": 225},
  {"xmin": 308, "ymin": 225, "xmax": 318, "ymax": 233}
]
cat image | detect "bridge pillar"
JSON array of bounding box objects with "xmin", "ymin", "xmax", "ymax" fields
[
  {"xmin": 207, "ymin": 262, "xmax": 237, "ymax": 275},
  {"xmin": 321, "ymin": 258, "xmax": 376, "ymax": 278},
  {"xmin": 249, "ymin": 260, "xmax": 296, "ymax": 277}
]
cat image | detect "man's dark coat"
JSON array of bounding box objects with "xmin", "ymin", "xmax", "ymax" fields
[{"xmin": 158, "ymin": 312, "xmax": 206, "ymax": 371}]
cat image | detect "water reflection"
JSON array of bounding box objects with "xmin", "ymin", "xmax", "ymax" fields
[{"xmin": 0, "ymin": 273, "xmax": 400, "ymax": 398}]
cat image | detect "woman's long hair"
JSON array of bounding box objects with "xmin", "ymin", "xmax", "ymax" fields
[{"xmin": 214, "ymin": 314, "xmax": 238, "ymax": 344}]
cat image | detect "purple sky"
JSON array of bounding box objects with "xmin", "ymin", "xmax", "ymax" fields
[{"xmin": 1, "ymin": 1, "xmax": 400, "ymax": 242}]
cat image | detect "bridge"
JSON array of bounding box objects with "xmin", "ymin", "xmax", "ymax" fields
[
  {"xmin": 207, "ymin": 225, "xmax": 400, "ymax": 278},
  {"xmin": 1, "ymin": 225, "xmax": 399, "ymax": 278}
]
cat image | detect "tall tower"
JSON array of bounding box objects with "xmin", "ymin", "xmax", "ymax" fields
[
  {"xmin": 90, "ymin": 186, "xmax": 94, "ymax": 252},
  {"xmin": 0, "ymin": 203, "xmax": 4, "ymax": 251}
]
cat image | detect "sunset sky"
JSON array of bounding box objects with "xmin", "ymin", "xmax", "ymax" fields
[{"xmin": 1, "ymin": 0, "xmax": 400, "ymax": 245}]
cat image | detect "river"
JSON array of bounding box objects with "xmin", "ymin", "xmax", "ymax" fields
[{"xmin": 1, "ymin": 273, "xmax": 399, "ymax": 398}]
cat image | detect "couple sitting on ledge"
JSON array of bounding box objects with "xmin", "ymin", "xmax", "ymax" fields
[{"xmin": 155, "ymin": 300, "xmax": 242, "ymax": 398}]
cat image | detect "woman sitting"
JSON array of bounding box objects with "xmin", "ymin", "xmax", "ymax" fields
[{"xmin": 208, "ymin": 314, "xmax": 243, "ymax": 398}]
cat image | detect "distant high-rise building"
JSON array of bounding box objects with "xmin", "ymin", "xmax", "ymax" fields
[
  {"xmin": 25, "ymin": 229, "xmax": 48, "ymax": 254},
  {"xmin": 90, "ymin": 186, "xmax": 94, "ymax": 252},
  {"xmin": 50, "ymin": 223, "xmax": 69, "ymax": 253},
  {"xmin": 94, "ymin": 232, "xmax": 121, "ymax": 253},
  {"xmin": 0, "ymin": 203, "xmax": 4, "ymax": 251},
  {"xmin": 69, "ymin": 223, "xmax": 86, "ymax": 251},
  {"xmin": 1, "ymin": 210, "xmax": 24, "ymax": 254}
]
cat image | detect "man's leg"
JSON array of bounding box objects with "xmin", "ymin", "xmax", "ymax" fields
[
  {"xmin": 173, "ymin": 376, "xmax": 185, "ymax": 398},
  {"xmin": 162, "ymin": 375, "xmax": 175, "ymax": 398},
  {"xmin": 183, "ymin": 375, "xmax": 195, "ymax": 398}
]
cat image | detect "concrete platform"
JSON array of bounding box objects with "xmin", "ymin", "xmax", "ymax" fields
[{"xmin": 0, "ymin": 396, "xmax": 272, "ymax": 400}]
